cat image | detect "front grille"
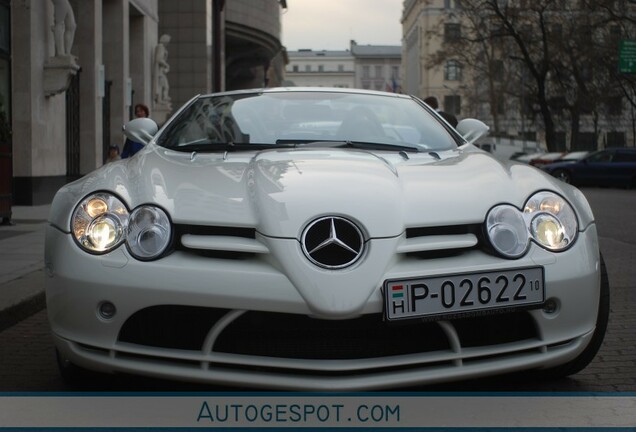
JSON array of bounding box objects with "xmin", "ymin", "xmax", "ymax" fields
[
  {"xmin": 214, "ymin": 312, "xmax": 449, "ymax": 359},
  {"xmin": 400, "ymin": 223, "xmax": 486, "ymax": 257},
  {"xmin": 118, "ymin": 306, "xmax": 538, "ymax": 359},
  {"xmin": 119, "ymin": 305, "xmax": 230, "ymax": 350},
  {"xmin": 173, "ymin": 224, "xmax": 263, "ymax": 258},
  {"xmin": 452, "ymin": 312, "xmax": 536, "ymax": 347},
  {"xmin": 406, "ymin": 224, "xmax": 483, "ymax": 239},
  {"xmin": 173, "ymin": 224, "xmax": 256, "ymax": 239}
]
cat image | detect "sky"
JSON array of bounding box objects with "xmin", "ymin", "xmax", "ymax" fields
[{"xmin": 281, "ymin": 0, "xmax": 404, "ymax": 51}]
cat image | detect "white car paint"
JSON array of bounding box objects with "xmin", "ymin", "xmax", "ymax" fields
[{"xmin": 45, "ymin": 88, "xmax": 606, "ymax": 390}]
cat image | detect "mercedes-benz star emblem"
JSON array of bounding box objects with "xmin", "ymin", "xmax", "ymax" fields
[{"xmin": 301, "ymin": 216, "xmax": 365, "ymax": 269}]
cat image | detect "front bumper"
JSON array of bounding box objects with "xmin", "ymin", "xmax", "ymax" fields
[{"xmin": 45, "ymin": 224, "xmax": 601, "ymax": 390}]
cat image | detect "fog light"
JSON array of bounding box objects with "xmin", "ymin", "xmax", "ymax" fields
[
  {"xmin": 98, "ymin": 301, "xmax": 117, "ymax": 319},
  {"xmin": 543, "ymin": 299, "xmax": 558, "ymax": 314}
]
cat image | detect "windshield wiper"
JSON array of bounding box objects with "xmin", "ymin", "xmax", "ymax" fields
[
  {"xmin": 169, "ymin": 142, "xmax": 296, "ymax": 153},
  {"xmin": 276, "ymin": 139, "xmax": 421, "ymax": 153}
]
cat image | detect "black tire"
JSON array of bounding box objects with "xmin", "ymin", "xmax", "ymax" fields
[
  {"xmin": 535, "ymin": 254, "xmax": 610, "ymax": 379},
  {"xmin": 55, "ymin": 348, "xmax": 103, "ymax": 388},
  {"xmin": 553, "ymin": 169, "xmax": 572, "ymax": 184}
]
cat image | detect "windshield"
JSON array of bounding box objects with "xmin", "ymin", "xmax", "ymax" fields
[{"xmin": 157, "ymin": 91, "xmax": 460, "ymax": 152}]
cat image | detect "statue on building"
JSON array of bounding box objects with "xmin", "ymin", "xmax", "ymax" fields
[
  {"xmin": 44, "ymin": 0, "xmax": 79, "ymax": 97},
  {"xmin": 154, "ymin": 34, "xmax": 172, "ymax": 107},
  {"xmin": 50, "ymin": 0, "xmax": 77, "ymax": 61}
]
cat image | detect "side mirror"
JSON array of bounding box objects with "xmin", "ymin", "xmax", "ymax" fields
[
  {"xmin": 456, "ymin": 118, "xmax": 490, "ymax": 145},
  {"xmin": 123, "ymin": 118, "xmax": 159, "ymax": 145}
]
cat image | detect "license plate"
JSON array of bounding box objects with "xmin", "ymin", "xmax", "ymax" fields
[{"xmin": 384, "ymin": 267, "xmax": 544, "ymax": 321}]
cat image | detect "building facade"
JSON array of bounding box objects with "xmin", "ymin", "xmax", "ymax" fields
[
  {"xmin": 0, "ymin": 0, "xmax": 285, "ymax": 218},
  {"xmin": 401, "ymin": 0, "xmax": 635, "ymax": 151},
  {"xmin": 351, "ymin": 41, "xmax": 402, "ymax": 92},
  {"xmin": 402, "ymin": 0, "xmax": 462, "ymax": 116},
  {"xmin": 285, "ymin": 49, "xmax": 354, "ymax": 88},
  {"xmin": 285, "ymin": 41, "xmax": 402, "ymax": 91}
]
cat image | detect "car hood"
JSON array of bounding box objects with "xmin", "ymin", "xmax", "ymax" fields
[{"xmin": 51, "ymin": 145, "xmax": 593, "ymax": 238}]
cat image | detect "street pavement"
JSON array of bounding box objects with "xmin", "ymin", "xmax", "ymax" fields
[{"xmin": 0, "ymin": 205, "xmax": 49, "ymax": 332}]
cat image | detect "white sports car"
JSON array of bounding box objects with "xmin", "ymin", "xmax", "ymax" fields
[{"xmin": 45, "ymin": 88, "xmax": 608, "ymax": 390}]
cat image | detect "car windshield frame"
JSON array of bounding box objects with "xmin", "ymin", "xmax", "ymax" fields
[{"xmin": 156, "ymin": 90, "xmax": 462, "ymax": 153}]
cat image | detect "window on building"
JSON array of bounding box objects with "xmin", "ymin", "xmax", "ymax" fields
[
  {"xmin": 391, "ymin": 66, "xmax": 399, "ymax": 79},
  {"xmin": 549, "ymin": 96, "xmax": 567, "ymax": 113},
  {"xmin": 375, "ymin": 65, "xmax": 383, "ymax": 78},
  {"xmin": 444, "ymin": 60, "xmax": 462, "ymax": 81},
  {"xmin": 520, "ymin": 131, "xmax": 536, "ymax": 142},
  {"xmin": 609, "ymin": 25, "xmax": 621, "ymax": 45},
  {"xmin": 576, "ymin": 132, "xmax": 597, "ymax": 151},
  {"xmin": 305, "ymin": 65, "xmax": 311, "ymax": 72},
  {"xmin": 444, "ymin": 0, "xmax": 462, "ymax": 9},
  {"xmin": 607, "ymin": 132, "xmax": 626, "ymax": 148},
  {"xmin": 551, "ymin": 23, "xmax": 563, "ymax": 41},
  {"xmin": 363, "ymin": 66, "xmax": 370, "ymax": 78},
  {"xmin": 292, "ymin": 65, "xmax": 299, "ymax": 72},
  {"xmin": 607, "ymin": 96, "xmax": 623, "ymax": 116},
  {"xmin": 580, "ymin": 63, "xmax": 593, "ymax": 81},
  {"xmin": 554, "ymin": 132, "xmax": 567, "ymax": 152},
  {"xmin": 492, "ymin": 92, "xmax": 505, "ymax": 115},
  {"xmin": 318, "ymin": 65, "xmax": 324, "ymax": 72},
  {"xmin": 338, "ymin": 64, "xmax": 344, "ymax": 72},
  {"xmin": 580, "ymin": 25, "xmax": 593, "ymax": 45},
  {"xmin": 444, "ymin": 95, "xmax": 461, "ymax": 115},
  {"xmin": 491, "ymin": 59, "xmax": 504, "ymax": 82},
  {"xmin": 490, "ymin": 20, "xmax": 505, "ymax": 38},
  {"xmin": 444, "ymin": 23, "xmax": 461, "ymax": 42}
]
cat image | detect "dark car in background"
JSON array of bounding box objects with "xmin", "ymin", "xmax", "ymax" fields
[
  {"xmin": 528, "ymin": 152, "xmax": 565, "ymax": 167},
  {"xmin": 543, "ymin": 147, "xmax": 636, "ymax": 188},
  {"xmin": 557, "ymin": 151, "xmax": 589, "ymax": 163}
]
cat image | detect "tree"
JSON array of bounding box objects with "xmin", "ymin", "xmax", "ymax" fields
[{"xmin": 427, "ymin": 0, "xmax": 636, "ymax": 151}]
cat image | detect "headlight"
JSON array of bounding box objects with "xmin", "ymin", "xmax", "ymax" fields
[
  {"xmin": 486, "ymin": 205, "xmax": 529, "ymax": 258},
  {"xmin": 72, "ymin": 193, "xmax": 129, "ymax": 253},
  {"xmin": 126, "ymin": 206, "xmax": 172, "ymax": 260},
  {"xmin": 72, "ymin": 193, "xmax": 172, "ymax": 260},
  {"xmin": 486, "ymin": 191, "xmax": 578, "ymax": 258},
  {"xmin": 524, "ymin": 191, "xmax": 577, "ymax": 250}
]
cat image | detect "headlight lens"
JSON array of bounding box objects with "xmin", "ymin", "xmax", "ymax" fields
[
  {"xmin": 72, "ymin": 193, "xmax": 129, "ymax": 253},
  {"xmin": 126, "ymin": 206, "xmax": 172, "ymax": 260},
  {"xmin": 486, "ymin": 191, "xmax": 578, "ymax": 258},
  {"xmin": 486, "ymin": 205, "xmax": 529, "ymax": 258},
  {"xmin": 525, "ymin": 191, "xmax": 577, "ymax": 250}
]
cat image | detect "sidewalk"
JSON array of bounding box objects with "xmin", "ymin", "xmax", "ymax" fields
[{"xmin": 0, "ymin": 205, "xmax": 50, "ymax": 331}]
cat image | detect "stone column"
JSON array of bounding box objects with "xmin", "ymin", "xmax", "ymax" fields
[
  {"xmin": 130, "ymin": 13, "xmax": 155, "ymax": 114},
  {"xmin": 103, "ymin": 0, "xmax": 129, "ymax": 150},
  {"xmin": 11, "ymin": 0, "xmax": 67, "ymax": 205},
  {"xmin": 74, "ymin": 0, "xmax": 103, "ymax": 171}
]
